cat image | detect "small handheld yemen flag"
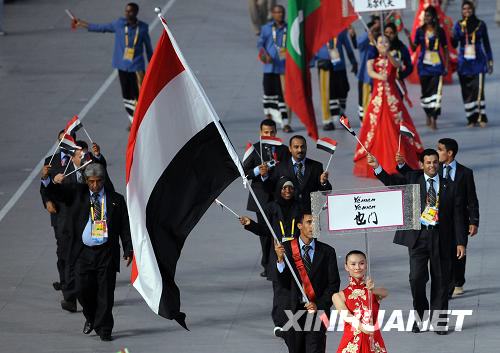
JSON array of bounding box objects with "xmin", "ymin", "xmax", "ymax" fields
[
  {"xmin": 317, "ymin": 137, "xmax": 337, "ymax": 154},
  {"xmin": 126, "ymin": 16, "xmax": 242, "ymax": 329},
  {"xmin": 242, "ymin": 142, "xmax": 255, "ymax": 163},
  {"xmin": 60, "ymin": 134, "xmax": 81, "ymax": 152},
  {"xmin": 64, "ymin": 115, "xmax": 83, "ymax": 135},
  {"xmin": 339, "ymin": 115, "xmax": 355, "ymax": 136},
  {"xmin": 400, "ymin": 122, "xmax": 415, "ymax": 138},
  {"xmin": 260, "ymin": 136, "xmax": 283, "ymax": 146},
  {"xmin": 285, "ymin": 0, "xmax": 357, "ymax": 140}
]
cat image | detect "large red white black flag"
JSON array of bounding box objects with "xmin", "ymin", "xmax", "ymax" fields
[{"xmin": 126, "ymin": 17, "xmax": 243, "ymax": 329}]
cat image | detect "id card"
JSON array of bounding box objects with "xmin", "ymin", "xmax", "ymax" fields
[
  {"xmin": 329, "ymin": 48, "xmax": 341, "ymax": 64},
  {"xmin": 279, "ymin": 47, "xmax": 286, "ymax": 61},
  {"xmin": 420, "ymin": 206, "xmax": 439, "ymax": 226},
  {"xmin": 91, "ymin": 220, "xmax": 108, "ymax": 243},
  {"xmin": 423, "ymin": 50, "xmax": 441, "ymax": 66},
  {"xmin": 282, "ymin": 236, "xmax": 294, "ymax": 242},
  {"xmin": 464, "ymin": 44, "xmax": 476, "ymax": 60},
  {"xmin": 123, "ymin": 47, "xmax": 135, "ymax": 61}
]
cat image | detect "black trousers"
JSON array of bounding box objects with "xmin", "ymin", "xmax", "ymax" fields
[
  {"xmin": 459, "ymin": 74, "xmax": 487, "ymax": 123},
  {"xmin": 53, "ymin": 225, "xmax": 66, "ymax": 285},
  {"xmin": 408, "ymin": 229, "xmax": 450, "ymax": 319},
  {"xmin": 420, "ymin": 75, "xmax": 442, "ymax": 119},
  {"xmin": 256, "ymin": 212, "xmax": 271, "ymax": 269},
  {"xmin": 284, "ymin": 311, "xmax": 326, "ymax": 353},
  {"xmin": 449, "ymin": 255, "xmax": 466, "ymax": 294},
  {"xmin": 118, "ymin": 70, "xmax": 140, "ymax": 122},
  {"xmin": 262, "ymin": 73, "xmax": 288, "ymax": 125},
  {"xmin": 76, "ymin": 245, "xmax": 117, "ymax": 334}
]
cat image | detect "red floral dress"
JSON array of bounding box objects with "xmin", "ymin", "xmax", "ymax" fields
[
  {"xmin": 336, "ymin": 277, "xmax": 387, "ymax": 353},
  {"xmin": 353, "ymin": 56, "xmax": 423, "ymax": 178}
]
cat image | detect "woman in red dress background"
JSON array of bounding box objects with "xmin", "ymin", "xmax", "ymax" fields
[
  {"xmin": 333, "ymin": 250, "xmax": 388, "ymax": 353},
  {"xmin": 353, "ymin": 35, "xmax": 423, "ymax": 178}
]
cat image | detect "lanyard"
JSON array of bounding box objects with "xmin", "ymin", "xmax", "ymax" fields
[
  {"xmin": 425, "ymin": 30, "xmax": 439, "ymax": 51},
  {"xmin": 125, "ymin": 25, "xmax": 140, "ymax": 48},
  {"xmin": 279, "ymin": 218, "xmax": 295, "ymax": 237},
  {"xmin": 272, "ymin": 24, "xmax": 287, "ymax": 48},
  {"xmin": 327, "ymin": 37, "xmax": 337, "ymax": 50},
  {"xmin": 90, "ymin": 196, "xmax": 105, "ymax": 222},
  {"xmin": 462, "ymin": 21, "xmax": 480, "ymax": 45}
]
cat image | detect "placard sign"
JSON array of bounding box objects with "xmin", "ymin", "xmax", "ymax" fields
[
  {"xmin": 353, "ymin": 0, "xmax": 407, "ymax": 12},
  {"xmin": 327, "ymin": 190, "xmax": 404, "ymax": 232}
]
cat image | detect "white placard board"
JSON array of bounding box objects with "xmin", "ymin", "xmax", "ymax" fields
[
  {"xmin": 353, "ymin": 0, "xmax": 407, "ymax": 12},
  {"xmin": 327, "ymin": 190, "xmax": 404, "ymax": 232}
]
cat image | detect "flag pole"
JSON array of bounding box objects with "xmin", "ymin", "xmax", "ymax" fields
[
  {"xmin": 354, "ymin": 134, "xmax": 369, "ymax": 154},
  {"xmin": 48, "ymin": 139, "xmax": 64, "ymax": 166},
  {"xmin": 82, "ymin": 127, "xmax": 94, "ymax": 144},
  {"xmin": 325, "ymin": 154, "xmax": 333, "ymax": 172},
  {"xmin": 64, "ymin": 160, "xmax": 92, "ymax": 177},
  {"xmin": 398, "ymin": 134, "xmax": 402, "ymax": 154},
  {"xmin": 63, "ymin": 159, "xmax": 72, "ymax": 175},
  {"xmin": 156, "ymin": 11, "xmax": 311, "ymax": 304},
  {"xmin": 215, "ymin": 199, "xmax": 240, "ymax": 218},
  {"xmin": 259, "ymin": 136, "xmax": 264, "ymax": 165}
]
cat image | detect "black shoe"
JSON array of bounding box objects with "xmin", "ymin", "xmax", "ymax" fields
[
  {"xmin": 100, "ymin": 332, "xmax": 112, "ymax": 341},
  {"xmin": 283, "ymin": 124, "xmax": 293, "ymax": 133},
  {"xmin": 83, "ymin": 320, "xmax": 93, "ymax": 335},
  {"xmin": 260, "ymin": 270, "xmax": 267, "ymax": 278},
  {"xmin": 323, "ymin": 122, "xmax": 335, "ymax": 131},
  {"xmin": 52, "ymin": 282, "xmax": 62, "ymax": 291},
  {"xmin": 60, "ymin": 299, "xmax": 77, "ymax": 313},
  {"xmin": 411, "ymin": 323, "xmax": 421, "ymax": 333},
  {"xmin": 435, "ymin": 330, "xmax": 448, "ymax": 335}
]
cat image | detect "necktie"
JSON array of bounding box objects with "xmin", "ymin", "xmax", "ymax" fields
[
  {"xmin": 302, "ymin": 245, "xmax": 312, "ymax": 274},
  {"xmin": 445, "ymin": 165, "xmax": 452, "ymax": 181},
  {"xmin": 296, "ymin": 162, "xmax": 304, "ymax": 185},
  {"xmin": 427, "ymin": 179, "xmax": 437, "ymax": 207},
  {"xmin": 92, "ymin": 193, "xmax": 101, "ymax": 221}
]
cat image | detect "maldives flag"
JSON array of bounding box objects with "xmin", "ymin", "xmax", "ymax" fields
[
  {"xmin": 285, "ymin": 0, "xmax": 357, "ymax": 140},
  {"xmin": 126, "ymin": 17, "xmax": 242, "ymax": 328}
]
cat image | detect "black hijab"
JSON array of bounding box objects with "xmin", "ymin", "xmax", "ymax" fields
[
  {"xmin": 461, "ymin": 1, "xmax": 479, "ymax": 33},
  {"xmin": 275, "ymin": 176, "xmax": 296, "ymax": 221}
]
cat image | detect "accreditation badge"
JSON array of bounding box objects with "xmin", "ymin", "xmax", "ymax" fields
[
  {"xmin": 423, "ymin": 50, "xmax": 441, "ymax": 66},
  {"xmin": 420, "ymin": 206, "xmax": 439, "ymax": 226},
  {"xmin": 464, "ymin": 44, "xmax": 476, "ymax": 60},
  {"xmin": 91, "ymin": 220, "xmax": 108, "ymax": 243},
  {"xmin": 329, "ymin": 48, "xmax": 341, "ymax": 64},
  {"xmin": 282, "ymin": 236, "xmax": 294, "ymax": 242},
  {"xmin": 279, "ymin": 47, "xmax": 287, "ymax": 61},
  {"xmin": 123, "ymin": 47, "xmax": 135, "ymax": 61}
]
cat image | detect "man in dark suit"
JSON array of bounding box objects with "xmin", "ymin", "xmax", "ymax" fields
[
  {"xmin": 266, "ymin": 135, "xmax": 331, "ymax": 209},
  {"xmin": 41, "ymin": 163, "xmax": 132, "ymax": 341},
  {"xmin": 367, "ymin": 149, "xmax": 466, "ymax": 335},
  {"xmin": 243, "ymin": 118, "xmax": 289, "ymax": 278},
  {"xmin": 274, "ymin": 212, "xmax": 340, "ymax": 353},
  {"xmin": 437, "ymin": 138, "xmax": 479, "ymax": 297}
]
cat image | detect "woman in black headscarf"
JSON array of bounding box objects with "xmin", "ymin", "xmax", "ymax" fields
[
  {"xmin": 452, "ymin": 0, "xmax": 493, "ymax": 128},
  {"xmin": 240, "ymin": 176, "xmax": 302, "ymax": 335}
]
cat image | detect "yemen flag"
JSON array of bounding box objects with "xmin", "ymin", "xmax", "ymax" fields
[
  {"xmin": 64, "ymin": 115, "xmax": 83, "ymax": 135},
  {"xmin": 285, "ymin": 0, "xmax": 357, "ymax": 140},
  {"xmin": 317, "ymin": 137, "xmax": 337, "ymax": 154},
  {"xmin": 260, "ymin": 135, "xmax": 283, "ymax": 146},
  {"xmin": 400, "ymin": 122, "xmax": 415, "ymax": 138},
  {"xmin": 126, "ymin": 17, "xmax": 242, "ymax": 329},
  {"xmin": 242, "ymin": 142, "xmax": 255, "ymax": 163},
  {"xmin": 339, "ymin": 114, "xmax": 355, "ymax": 135},
  {"xmin": 60, "ymin": 134, "xmax": 81, "ymax": 152}
]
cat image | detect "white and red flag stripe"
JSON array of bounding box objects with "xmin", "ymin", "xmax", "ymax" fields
[
  {"xmin": 399, "ymin": 122, "xmax": 415, "ymax": 138},
  {"xmin": 260, "ymin": 135, "xmax": 283, "ymax": 146},
  {"xmin": 242, "ymin": 142, "xmax": 255, "ymax": 163},
  {"xmin": 64, "ymin": 115, "xmax": 83, "ymax": 135},
  {"xmin": 59, "ymin": 134, "xmax": 81, "ymax": 152},
  {"xmin": 339, "ymin": 114, "xmax": 355, "ymax": 136},
  {"xmin": 126, "ymin": 16, "xmax": 243, "ymax": 329},
  {"xmin": 316, "ymin": 137, "xmax": 338, "ymax": 154}
]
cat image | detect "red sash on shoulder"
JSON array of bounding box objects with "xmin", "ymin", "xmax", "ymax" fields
[{"xmin": 290, "ymin": 238, "xmax": 316, "ymax": 302}]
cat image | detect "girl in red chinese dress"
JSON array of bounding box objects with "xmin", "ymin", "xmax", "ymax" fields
[
  {"xmin": 353, "ymin": 34, "xmax": 423, "ymax": 178},
  {"xmin": 333, "ymin": 250, "xmax": 388, "ymax": 353}
]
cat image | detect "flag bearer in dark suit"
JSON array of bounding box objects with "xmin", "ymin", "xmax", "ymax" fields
[
  {"xmin": 367, "ymin": 149, "xmax": 466, "ymax": 335},
  {"xmin": 274, "ymin": 212, "xmax": 340, "ymax": 353},
  {"xmin": 437, "ymin": 138, "xmax": 479, "ymax": 297},
  {"xmin": 266, "ymin": 135, "xmax": 331, "ymax": 209},
  {"xmin": 243, "ymin": 118, "xmax": 289, "ymax": 278},
  {"xmin": 41, "ymin": 163, "xmax": 132, "ymax": 341}
]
